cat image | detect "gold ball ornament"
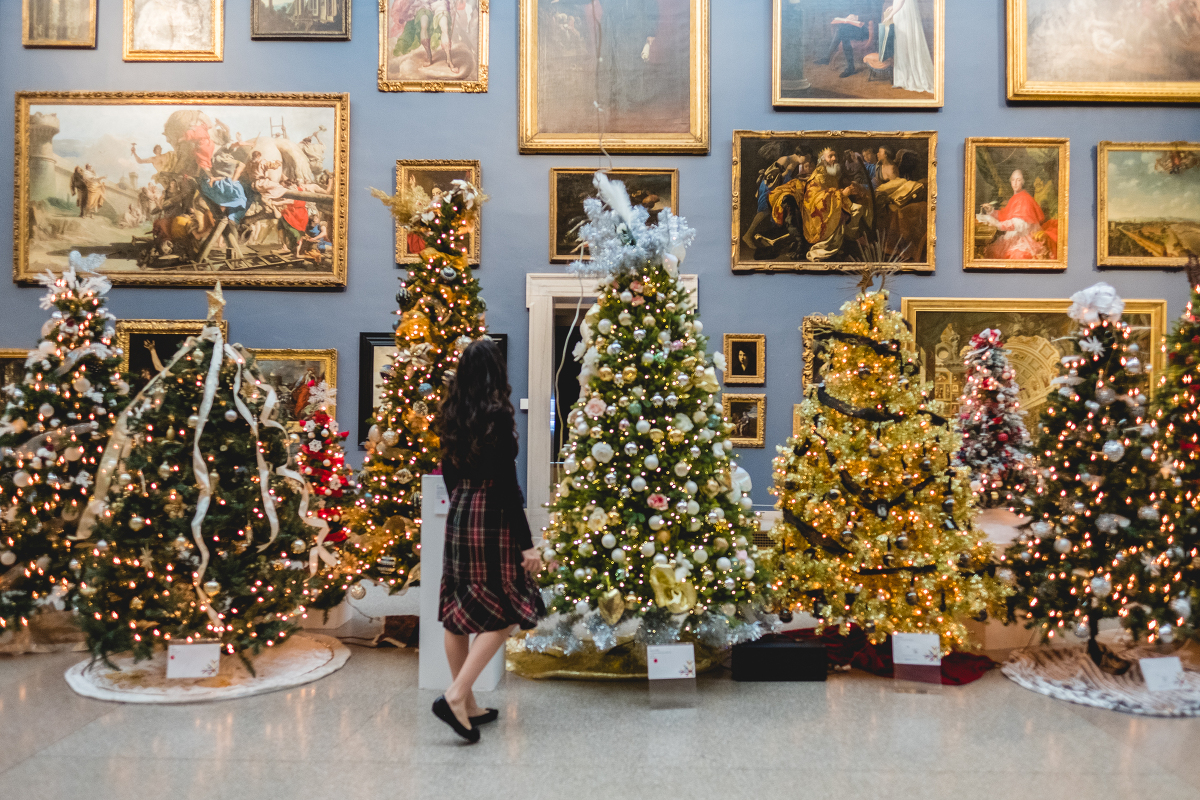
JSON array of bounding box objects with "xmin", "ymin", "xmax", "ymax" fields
[
  {"xmin": 598, "ymin": 366, "xmax": 614, "ymax": 381},
  {"xmin": 129, "ymin": 596, "xmax": 144, "ymax": 610},
  {"xmin": 621, "ymin": 366, "xmax": 638, "ymax": 382},
  {"xmin": 667, "ymin": 429, "xmax": 686, "ymax": 445},
  {"xmin": 203, "ymin": 580, "xmax": 221, "ymax": 595},
  {"xmin": 291, "ymin": 538, "xmax": 308, "ymax": 554},
  {"xmin": 649, "ymin": 428, "xmax": 665, "ymax": 443}
]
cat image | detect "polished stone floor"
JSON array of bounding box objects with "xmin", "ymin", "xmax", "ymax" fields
[{"xmin": 1, "ymin": 645, "xmax": 1198, "ymax": 800}]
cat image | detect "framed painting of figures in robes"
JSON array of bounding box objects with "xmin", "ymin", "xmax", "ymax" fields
[
  {"xmin": 379, "ymin": 0, "xmax": 488, "ymax": 92},
  {"xmin": 519, "ymin": 0, "xmax": 709, "ymax": 154},
  {"xmin": 772, "ymin": 0, "xmax": 944, "ymax": 108}
]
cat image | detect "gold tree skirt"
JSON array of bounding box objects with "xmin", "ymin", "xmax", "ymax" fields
[{"xmin": 505, "ymin": 631, "xmax": 723, "ymax": 680}]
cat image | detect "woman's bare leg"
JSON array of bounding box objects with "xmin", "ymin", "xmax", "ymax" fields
[
  {"xmin": 443, "ymin": 627, "xmax": 513, "ymax": 727},
  {"xmin": 443, "ymin": 630, "xmax": 484, "ymax": 717}
]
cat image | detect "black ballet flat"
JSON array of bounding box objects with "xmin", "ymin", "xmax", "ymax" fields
[
  {"xmin": 432, "ymin": 696, "xmax": 480, "ymax": 743},
  {"xmin": 469, "ymin": 708, "xmax": 499, "ymax": 726}
]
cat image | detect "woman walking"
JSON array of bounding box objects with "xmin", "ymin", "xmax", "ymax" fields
[{"xmin": 432, "ymin": 338, "xmax": 544, "ymax": 743}]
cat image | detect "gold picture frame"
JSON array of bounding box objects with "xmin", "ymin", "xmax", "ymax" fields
[
  {"xmin": 23, "ymin": 0, "xmax": 96, "ymax": 47},
  {"xmin": 800, "ymin": 314, "xmax": 831, "ymax": 394},
  {"xmin": 900, "ymin": 297, "xmax": 1168, "ymax": 426},
  {"xmin": 1007, "ymin": 0, "xmax": 1200, "ymax": 102},
  {"xmin": 771, "ymin": 0, "xmax": 944, "ymax": 109},
  {"xmin": 15, "ymin": 91, "xmax": 350, "ymax": 288},
  {"xmin": 394, "ymin": 160, "xmax": 481, "ymax": 265},
  {"xmin": 1097, "ymin": 141, "xmax": 1200, "ymax": 269},
  {"xmin": 792, "ymin": 403, "xmax": 804, "ymax": 438},
  {"xmin": 124, "ymin": 0, "xmax": 223, "ymax": 62},
  {"xmin": 722, "ymin": 334, "xmax": 765, "ymax": 386},
  {"xmin": 378, "ymin": 0, "xmax": 489, "ymax": 92},
  {"xmin": 246, "ymin": 348, "xmax": 338, "ymax": 421},
  {"xmin": 723, "ymin": 393, "xmax": 766, "ymax": 448},
  {"xmin": 732, "ymin": 130, "xmax": 937, "ymax": 273},
  {"xmin": 253, "ymin": 0, "xmax": 350, "ymax": 40},
  {"xmin": 963, "ymin": 137, "xmax": 1069, "ymax": 272},
  {"xmin": 549, "ymin": 168, "xmax": 678, "ymax": 263},
  {"xmin": 0, "ymin": 349, "xmax": 29, "ymax": 387},
  {"xmin": 518, "ymin": 0, "xmax": 710, "ymax": 154},
  {"xmin": 115, "ymin": 319, "xmax": 229, "ymax": 394}
]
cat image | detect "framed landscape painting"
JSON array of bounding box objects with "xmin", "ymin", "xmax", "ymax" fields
[
  {"xmin": 772, "ymin": 0, "xmax": 944, "ymax": 108},
  {"xmin": 549, "ymin": 168, "xmax": 677, "ymax": 263},
  {"xmin": 1007, "ymin": 0, "xmax": 1200, "ymax": 102},
  {"xmin": 394, "ymin": 160, "xmax": 481, "ymax": 265},
  {"xmin": 248, "ymin": 348, "xmax": 337, "ymax": 423},
  {"xmin": 253, "ymin": 0, "xmax": 349, "ymax": 40},
  {"xmin": 1098, "ymin": 141, "xmax": 1200, "ymax": 268},
  {"xmin": 24, "ymin": 0, "xmax": 96, "ymax": 47},
  {"xmin": 115, "ymin": 319, "xmax": 229, "ymax": 395},
  {"xmin": 963, "ymin": 137, "xmax": 1068, "ymax": 271},
  {"xmin": 14, "ymin": 91, "xmax": 349, "ymax": 288},
  {"xmin": 732, "ymin": 130, "xmax": 937, "ymax": 273},
  {"xmin": 519, "ymin": 0, "xmax": 710, "ymax": 153},
  {"xmin": 379, "ymin": 0, "xmax": 488, "ymax": 92},
  {"xmin": 124, "ymin": 0, "xmax": 223, "ymax": 61}
]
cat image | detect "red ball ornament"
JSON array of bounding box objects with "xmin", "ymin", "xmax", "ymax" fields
[
  {"xmin": 1193, "ymin": 335, "xmax": 1200, "ymax": 345},
  {"xmin": 997, "ymin": 432, "xmax": 1009, "ymax": 443}
]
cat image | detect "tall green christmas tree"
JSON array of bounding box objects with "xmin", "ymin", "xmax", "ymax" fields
[
  {"xmin": 0, "ymin": 254, "xmax": 128, "ymax": 631},
  {"xmin": 520, "ymin": 173, "xmax": 774, "ymax": 670},
  {"xmin": 770, "ymin": 278, "xmax": 1008, "ymax": 651},
  {"xmin": 73, "ymin": 287, "xmax": 331, "ymax": 663},
  {"xmin": 352, "ymin": 180, "xmax": 488, "ymax": 591}
]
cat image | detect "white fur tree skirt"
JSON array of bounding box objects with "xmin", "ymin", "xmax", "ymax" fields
[{"xmin": 64, "ymin": 631, "xmax": 350, "ymax": 704}]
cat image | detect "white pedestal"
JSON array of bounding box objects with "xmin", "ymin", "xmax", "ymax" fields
[{"xmin": 417, "ymin": 474, "xmax": 505, "ymax": 692}]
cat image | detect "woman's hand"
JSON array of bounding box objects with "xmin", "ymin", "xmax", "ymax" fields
[{"xmin": 521, "ymin": 548, "xmax": 541, "ymax": 576}]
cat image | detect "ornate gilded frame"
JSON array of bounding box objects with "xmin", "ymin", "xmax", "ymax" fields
[
  {"xmin": 771, "ymin": 0, "xmax": 944, "ymax": 109},
  {"xmin": 14, "ymin": 91, "xmax": 350, "ymax": 288},
  {"xmin": 115, "ymin": 319, "xmax": 229, "ymax": 375},
  {"xmin": 723, "ymin": 393, "xmax": 766, "ymax": 448},
  {"xmin": 792, "ymin": 404, "xmax": 804, "ymax": 438},
  {"xmin": 722, "ymin": 333, "xmax": 765, "ymax": 386},
  {"xmin": 123, "ymin": 0, "xmax": 223, "ymax": 62},
  {"xmin": 246, "ymin": 348, "xmax": 339, "ymax": 416},
  {"xmin": 378, "ymin": 0, "xmax": 489, "ymax": 92},
  {"xmin": 731, "ymin": 130, "xmax": 937, "ymax": 273},
  {"xmin": 800, "ymin": 314, "xmax": 831, "ymax": 394},
  {"xmin": 1007, "ymin": 0, "xmax": 1200, "ymax": 102},
  {"xmin": 253, "ymin": 0, "xmax": 350, "ymax": 40},
  {"xmin": 549, "ymin": 168, "xmax": 678, "ymax": 263},
  {"xmin": 1097, "ymin": 140, "xmax": 1200, "ymax": 269},
  {"xmin": 394, "ymin": 159, "xmax": 481, "ymax": 265},
  {"xmin": 518, "ymin": 0, "xmax": 710, "ymax": 154},
  {"xmin": 963, "ymin": 137, "xmax": 1069, "ymax": 272},
  {"xmin": 23, "ymin": 0, "xmax": 96, "ymax": 47}
]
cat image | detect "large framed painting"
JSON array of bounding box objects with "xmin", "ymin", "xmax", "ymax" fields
[
  {"xmin": 14, "ymin": 91, "xmax": 349, "ymax": 288},
  {"xmin": 723, "ymin": 393, "xmax": 766, "ymax": 448},
  {"xmin": 253, "ymin": 0, "xmax": 350, "ymax": 40},
  {"xmin": 732, "ymin": 130, "xmax": 937, "ymax": 273},
  {"xmin": 772, "ymin": 0, "xmax": 944, "ymax": 109},
  {"xmin": 24, "ymin": 0, "xmax": 96, "ymax": 47},
  {"xmin": 1007, "ymin": 0, "xmax": 1200, "ymax": 102},
  {"xmin": 379, "ymin": 0, "xmax": 489, "ymax": 92},
  {"xmin": 115, "ymin": 319, "xmax": 230, "ymax": 395},
  {"xmin": 247, "ymin": 349, "xmax": 337, "ymax": 423},
  {"xmin": 1098, "ymin": 141, "xmax": 1200, "ymax": 269},
  {"xmin": 394, "ymin": 160, "xmax": 481, "ymax": 265},
  {"xmin": 0, "ymin": 350, "xmax": 28, "ymax": 387},
  {"xmin": 900, "ymin": 297, "xmax": 1168, "ymax": 427},
  {"xmin": 549, "ymin": 168, "xmax": 678, "ymax": 263},
  {"xmin": 519, "ymin": 0, "xmax": 710, "ymax": 154},
  {"xmin": 124, "ymin": 0, "xmax": 223, "ymax": 61},
  {"xmin": 963, "ymin": 137, "xmax": 1068, "ymax": 272}
]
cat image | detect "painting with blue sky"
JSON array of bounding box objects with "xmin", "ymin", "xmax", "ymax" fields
[{"xmin": 1100, "ymin": 142, "xmax": 1200, "ymax": 266}]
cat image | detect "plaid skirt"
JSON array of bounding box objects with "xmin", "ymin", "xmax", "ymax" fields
[{"xmin": 438, "ymin": 479, "xmax": 545, "ymax": 635}]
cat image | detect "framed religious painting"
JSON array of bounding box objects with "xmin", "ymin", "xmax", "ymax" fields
[
  {"xmin": 14, "ymin": 91, "xmax": 349, "ymax": 288},
  {"xmin": 549, "ymin": 168, "xmax": 678, "ymax": 263},
  {"xmin": 900, "ymin": 297, "xmax": 1168, "ymax": 427},
  {"xmin": 1007, "ymin": 0, "xmax": 1200, "ymax": 102},
  {"xmin": 1098, "ymin": 141, "xmax": 1200, "ymax": 268},
  {"xmin": 24, "ymin": 0, "xmax": 96, "ymax": 47},
  {"xmin": 379, "ymin": 0, "xmax": 489, "ymax": 92},
  {"xmin": 801, "ymin": 314, "xmax": 831, "ymax": 393},
  {"xmin": 963, "ymin": 138, "xmax": 1068, "ymax": 272},
  {"xmin": 253, "ymin": 0, "xmax": 350, "ymax": 40},
  {"xmin": 0, "ymin": 350, "xmax": 28, "ymax": 387},
  {"xmin": 124, "ymin": 0, "xmax": 223, "ymax": 61},
  {"xmin": 772, "ymin": 0, "xmax": 944, "ymax": 109},
  {"xmin": 246, "ymin": 349, "xmax": 337, "ymax": 424},
  {"xmin": 518, "ymin": 0, "xmax": 710, "ymax": 154},
  {"xmin": 722, "ymin": 334, "xmax": 765, "ymax": 386},
  {"xmin": 394, "ymin": 160, "xmax": 481, "ymax": 265},
  {"xmin": 115, "ymin": 319, "xmax": 229, "ymax": 396},
  {"xmin": 723, "ymin": 393, "xmax": 766, "ymax": 448},
  {"xmin": 732, "ymin": 130, "xmax": 937, "ymax": 273}
]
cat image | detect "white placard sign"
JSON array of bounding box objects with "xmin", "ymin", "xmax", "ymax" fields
[
  {"xmin": 892, "ymin": 633, "xmax": 941, "ymax": 665},
  {"xmin": 1140, "ymin": 657, "xmax": 1185, "ymax": 692},
  {"xmin": 647, "ymin": 643, "xmax": 696, "ymax": 680},
  {"xmin": 166, "ymin": 642, "xmax": 221, "ymax": 679},
  {"xmin": 434, "ymin": 480, "xmax": 450, "ymax": 516}
]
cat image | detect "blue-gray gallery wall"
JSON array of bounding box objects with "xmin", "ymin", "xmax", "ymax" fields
[{"xmin": 0, "ymin": 1, "xmax": 1193, "ymax": 512}]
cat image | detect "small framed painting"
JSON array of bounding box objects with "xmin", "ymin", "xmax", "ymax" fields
[
  {"xmin": 124, "ymin": 0, "xmax": 223, "ymax": 62},
  {"xmin": 550, "ymin": 168, "xmax": 678, "ymax": 263},
  {"xmin": 0, "ymin": 350, "xmax": 28, "ymax": 387},
  {"xmin": 253, "ymin": 0, "xmax": 349, "ymax": 40},
  {"xmin": 395, "ymin": 160, "xmax": 482, "ymax": 265},
  {"xmin": 358, "ymin": 332, "xmax": 397, "ymax": 449},
  {"xmin": 23, "ymin": 0, "xmax": 96, "ymax": 47},
  {"xmin": 801, "ymin": 314, "xmax": 832, "ymax": 393},
  {"xmin": 247, "ymin": 348, "xmax": 337, "ymax": 422},
  {"xmin": 723, "ymin": 393, "xmax": 766, "ymax": 448},
  {"xmin": 115, "ymin": 319, "xmax": 229, "ymax": 396},
  {"xmin": 722, "ymin": 334, "xmax": 765, "ymax": 386},
  {"xmin": 963, "ymin": 137, "xmax": 1069, "ymax": 271},
  {"xmin": 1098, "ymin": 141, "xmax": 1200, "ymax": 268},
  {"xmin": 379, "ymin": 0, "xmax": 488, "ymax": 92}
]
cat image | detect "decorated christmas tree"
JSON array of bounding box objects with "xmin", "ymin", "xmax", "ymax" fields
[
  {"xmin": 73, "ymin": 287, "xmax": 331, "ymax": 663},
  {"xmin": 953, "ymin": 329, "xmax": 1033, "ymax": 508},
  {"xmin": 769, "ymin": 277, "xmax": 1008, "ymax": 651},
  {"xmin": 1001, "ymin": 283, "xmax": 1162, "ymax": 655},
  {"xmin": 0, "ymin": 254, "xmax": 128, "ymax": 631},
  {"xmin": 518, "ymin": 173, "xmax": 774, "ymax": 672},
  {"xmin": 350, "ymin": 180, "xmax": 488, "ymax": 591}
]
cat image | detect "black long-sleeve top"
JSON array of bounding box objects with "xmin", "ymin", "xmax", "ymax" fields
[{"xmin": 441, "ymin": 437, "xmax": 534, "ymax": 552}]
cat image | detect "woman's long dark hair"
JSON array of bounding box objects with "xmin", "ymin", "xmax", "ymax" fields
[{"xmin": 438, "ymin": 338, "xmax": 517, "ymax": 469}]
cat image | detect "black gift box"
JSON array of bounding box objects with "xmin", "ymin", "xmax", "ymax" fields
[{"xmin": 731, "ymin": 638, "xmax": 827, "ymax": 682}]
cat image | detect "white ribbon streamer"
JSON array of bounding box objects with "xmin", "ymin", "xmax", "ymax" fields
[{"xmin": 189, "ymin": 327, "xmax": 226, "ymax": 626}]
